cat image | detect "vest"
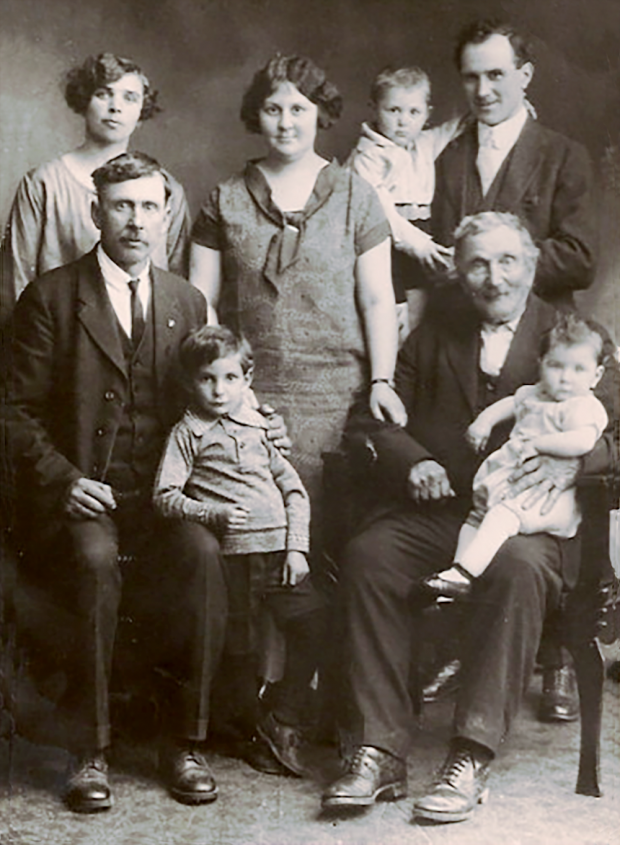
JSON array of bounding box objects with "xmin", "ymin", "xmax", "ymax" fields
[{"xmin": 106, "ymin": 304, "xmax": 164, "ymax": 492}]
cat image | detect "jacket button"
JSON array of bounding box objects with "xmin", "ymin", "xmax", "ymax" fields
[
  {"xmin": 96, "ymin": 427, "xmax": 105, "ymax": 437},
  {"xmin": 104, "ymin": 391, "xmax": 115, "ymax": 401}
]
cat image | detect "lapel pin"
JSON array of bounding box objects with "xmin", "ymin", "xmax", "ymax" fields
[{"xmin": 168, "ymin": 318, "xmax": 176, "ymax": 328}]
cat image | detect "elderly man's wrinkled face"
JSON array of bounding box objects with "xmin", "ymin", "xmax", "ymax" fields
[{"xmin": 457, "ymin": 225, "xmax": 536, "ymax": 324}]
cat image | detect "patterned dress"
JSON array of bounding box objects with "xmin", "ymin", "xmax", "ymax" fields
[{"xmin": 192, "ymin": 160, "xmax": 390, "ymax": 537}]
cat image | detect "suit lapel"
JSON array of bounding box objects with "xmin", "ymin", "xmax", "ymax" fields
[
  {"xmin": 484, "ymin": 117, "xmax": 544, "ymax": 211},
  {"xmin": 443, "ymin": 308, "xmax": 480, "ymax": 414},
  {"xmin": 76, "ymin": 250, "xmax": 127, "ymax": 378},
  {"xmin": 152, "ymin": 267, "xmax": 182, "ymax": 394}
]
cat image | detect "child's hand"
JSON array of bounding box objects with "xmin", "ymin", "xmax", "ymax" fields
[
  {"xmin": 416, "ymin": 239, "xmax": 454, "ymax": 273},
  {"xmin": 467, "ymin": 417, "xmax": 493, "ymax": 452},
  {"xmin": 225, "ymin": 505, "xmax": 249, "ymax": 527},
  {"xmin": 282, "ymin": 551, "xmax": 309, "ymax": 587}
]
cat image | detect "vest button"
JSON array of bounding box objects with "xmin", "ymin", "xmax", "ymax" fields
[
  {"xmin": 96, "ymin": 427, "xmax": 105, "ymax": 436},
  {"xmin": 104, "ymin": 391, "xmax": 115, "ymax": 401}
]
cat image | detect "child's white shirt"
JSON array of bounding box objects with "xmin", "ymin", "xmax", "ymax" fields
[{"xmin": 347, "ymin": 118, "xmax": 464, "ymax": 255}]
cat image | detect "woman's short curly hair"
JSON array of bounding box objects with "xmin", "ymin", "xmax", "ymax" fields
[
  {"xmin": 240, "ymin": 55, "xmax": 342, "ymax": 133},
  {"xmin": 64, "ymin": 53, "xmax": 161, "ymax": 122}
]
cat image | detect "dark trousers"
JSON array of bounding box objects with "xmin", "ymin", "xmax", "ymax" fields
[
  {"xmin": 341, "ymin": 503, "xmax": 569, "ymax": 759},
  {"xmin": 211, "ymin": 552, "xmax": 325, "ymax": 737},
  {"xmin": 20, "ymin": 507, "xmax": 227, "ymax": 752}
]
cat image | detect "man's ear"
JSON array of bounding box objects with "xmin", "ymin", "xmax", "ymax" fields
[
  {"xmin": 520, "ymin": 62, "xmax": 534, "ymax": 92},
  {"xmin": 244, "ymin": 366, "xmax": 254, "ymax": 388},
  {"xmin": 91, "ymin": 200, "xmax": 102, "ymax": 231}
]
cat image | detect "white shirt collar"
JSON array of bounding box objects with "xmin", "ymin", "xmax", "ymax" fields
[
  {"xmin": 96, "ymin": 243, "xmax": 151, "ymax": 289},
  {"xmin": 478, "ymin": 106, "xmax": 528, "ymax": 151},
  {"xmin": 481, "ymin": 312, "xmax": 523, "ymax": 335}
]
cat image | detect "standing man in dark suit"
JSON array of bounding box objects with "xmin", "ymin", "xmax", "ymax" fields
[
  {"xmin": 432, "ymin": 19, "xmax": 596, "ymax": 308},
  {"xmin": 431, "ymin": 19, "xmax": 597, "ymax": 715},
  {"xmin": 321, "ymin": 212, "xmax": 618, "ymax": 822},
  {"xmin": 6, "ymin": 153, "xmax": 223, "ymax": 812}
]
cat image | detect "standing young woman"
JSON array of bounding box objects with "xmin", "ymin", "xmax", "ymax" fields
[
  {"xmin": 190, "ymin": 55, "xmax": 406, "ymax": 553},
  {"xmin": 2, "ymin": 53, "xmax": 190, "ymax": 316}
]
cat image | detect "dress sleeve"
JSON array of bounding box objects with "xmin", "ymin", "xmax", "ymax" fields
[
  {"xmin": 164, "ymin": 173, "xmax": 192, "ymax": 277},
  {"xmin": 3, "ymin": 170, "xmax": 45, "ymax": 302},
  {"xmin": 191, "ymin": 186, "xmax": 225, "ymax": 251},
  {"xmin": 350, "ymin": 173, "xmax": 391, "ymax": 256},
  {"xmin": 561, "ymin": 396, "xmax": 609, "ymax": 439}
]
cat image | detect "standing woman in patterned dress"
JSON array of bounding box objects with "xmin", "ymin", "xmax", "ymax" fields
[
  {"xmin": 189, "ymin": 55, "xmax": 406, "ymax": 560},
  {"xmin": 1, "ymin": 53, "xmax": 190, "ymax": 322}
]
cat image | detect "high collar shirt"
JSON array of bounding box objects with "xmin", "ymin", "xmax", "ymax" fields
[
  {"xmin": 97, "ymin": 243, "xmax": 151, "ymax": 337},
  {"xmin": 153, "ymin": 403, "xmax": 310, "ymax": 555},
  {"xmin": 476, "ymin": 106, "xmax": 528, "ymax": 195},
  {"xmin": 479, "ymin": 312, "xmax": 524, "ymax": 376}
]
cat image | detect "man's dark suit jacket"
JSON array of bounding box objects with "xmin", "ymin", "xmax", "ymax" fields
[
  {"xmin": 431, "ymin": 118, "xmax": 596, "ymax": 306},
  {"xmin": 6, "ymin": 248, "xmax": 207, "ymax": 534},
  {"xmin": 346, "ymin": 287, "xmax": 619, "ymax": 530}
]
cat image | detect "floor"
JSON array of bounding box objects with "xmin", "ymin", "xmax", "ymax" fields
[{"xmin": 1, "ymin": 650, "xmax": 619, "ymax": 845}]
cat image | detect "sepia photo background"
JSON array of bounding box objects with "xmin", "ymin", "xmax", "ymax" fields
[{"xmin": 1, "ymin": 0, "xmax": 618, "ymax": 333}]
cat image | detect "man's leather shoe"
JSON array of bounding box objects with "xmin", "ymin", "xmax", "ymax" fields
[
  {"xmin": 257, "ymin": 712, "xmax": 306, "ymax": 777},
  {"xmin": 64, "ymin": 753, "xmax": 112, "ymax": 813},
  {"xmin": 322, "ymin": 745, "xmax": 407, "ymax": 808},
  {"xmin": 538, "ymin": 665, "xmax": 579, "ymax": 722},
  {"xmin": 162, "ymin": 745, "xmax": 218, "ymax": 804},
  {"xmin": 413, "ymin": 742, "xmax": 491, "ymax": 823},
  {"xmin": 422, "ymin": 659, "xmax": 461, "ymax": 704}
]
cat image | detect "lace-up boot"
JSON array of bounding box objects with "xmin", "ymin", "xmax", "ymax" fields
[
  {"xmin": 413, "ymin": 741, "xmax": 492, "ymax": 822},
  {"xmin": 322, "ymin": 745, "xmax": 407, "ymax": 808}
]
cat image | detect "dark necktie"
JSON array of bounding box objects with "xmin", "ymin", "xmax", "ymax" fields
[{"xmin": 128, "ymin": 279, "xmax": 145, "ymax": 348}]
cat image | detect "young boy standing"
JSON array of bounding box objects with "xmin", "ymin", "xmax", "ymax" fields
[{"xmin": 153, "ymin": 325, "xmax": 324, "ymax": 778}]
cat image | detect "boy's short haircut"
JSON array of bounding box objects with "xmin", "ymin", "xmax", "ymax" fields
[
  {"xmin": 180, "ymin": 325, "xmax": 254, "ymax": 379},
  {"xmin": 64, "ymin": 52, "xmax": 160, "ymax": 122},
  {"xmin": 92, "ymin": 151, "xmax": 171, "ymax": 202},
  {"xmin": 369, "ymin": 67, "xmax": 431, "ymax": 106},
  {"xmin": 540, "ymin": 313, "xmax": 605, "ymax": 365}
]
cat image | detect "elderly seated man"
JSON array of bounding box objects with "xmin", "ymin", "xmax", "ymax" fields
[{"xmin": 322, "ymin": 211, "xmax": 619, "ymax": 823}]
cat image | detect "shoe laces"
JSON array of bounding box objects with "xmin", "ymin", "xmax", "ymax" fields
[
  {"xmin": 439, "ymin": 748, "xmax": 473, "ymax": 787},
  {"xmin": 181, "ymin": 748, "xmax": 207, "ymax": 768},
  {"xmin": 551, "ymin": 667, "xmax": 573, "ymax": 697},
  {"xmin": 349, "ymin": 747, "xmax": 378, "ymax": 775}
]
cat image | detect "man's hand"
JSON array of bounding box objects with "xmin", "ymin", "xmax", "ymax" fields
[
  {"xmin": 282, "ymin": 551, "xmax": 309, "ymax": 586},
  {"xmin": 370, "ymin": 383, "xmax": 408, "ymax": 427},
  {"xmin": 65, "ymin": 478, "xmax": 117, "ymax": 519},
  {"xmin": 259, "ymin": 404, "xmax": 292, "ymax": 456},
  {"xmin": 504, "ymin": 454, "xmax": 581, "ymax": 515},
  {"xmin": 407, "ymin": 459, "xmax": 455, "ymax": 503}
]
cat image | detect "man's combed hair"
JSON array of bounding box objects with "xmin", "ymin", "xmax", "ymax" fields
[
  {"xmin": 64, "ymin": 52, "xmax": 161, "ymax": 121},
  {"xmin": 369, "ymin": 67, "xmax": 431, "ymax": 106},
  {"xmin": 454, "ymin": 19, "xmax": 534, "ymax": 69},
  {"xmin": 180, "ymin": 325, "xmax": 254, "ymax": 379},
  {"xmin": 540, "ymin": 313, "xmax": 605, "ymax": 365},
  {"xmin": 240, "ymin": 54, "xmax": 342, "ymax": 133},
  {"xmin": 91, "ymin": 151, "xmax": 171, "ymax": 200},
  {"xmin": 453, "ymin": 210, "xmax": 539, "ymax": 267}
]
